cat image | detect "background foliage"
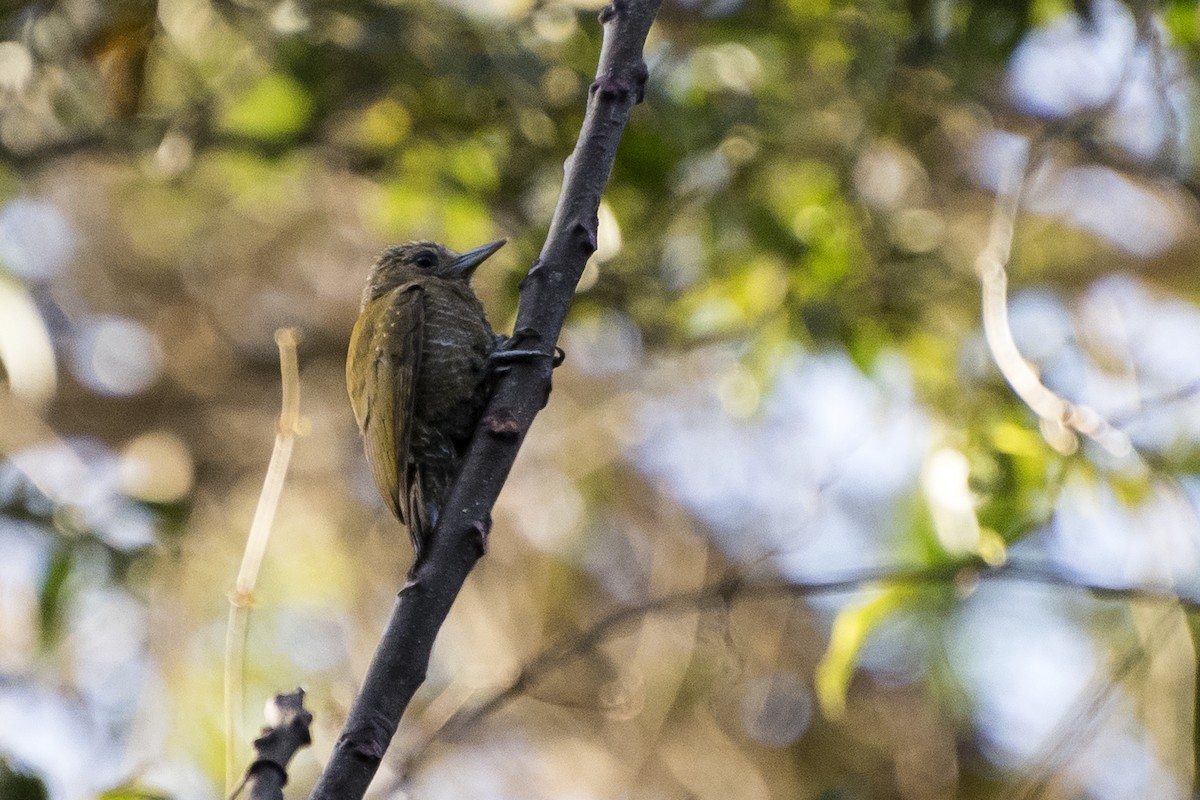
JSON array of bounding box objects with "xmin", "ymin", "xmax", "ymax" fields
[{"xmin": 2, "ymin": 0, "xmax": 1200, "ymax": 798}]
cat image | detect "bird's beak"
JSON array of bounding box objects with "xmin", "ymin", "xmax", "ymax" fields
[{"xmin": 450, "ymin": 239, "xmax": 506, "ymax": 277}]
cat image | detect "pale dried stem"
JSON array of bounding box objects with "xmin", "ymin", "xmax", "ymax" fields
[
  {"xmin": 224, "ymin": 328, "xmax": 303, "ymax": 793},
  {"xmin": 974, "ymin": 7, "xmax": 1191, "ymax": 458},
  {"xmin": 976, "ymin": 140, "xmax": 1131, "ymax": 458}
]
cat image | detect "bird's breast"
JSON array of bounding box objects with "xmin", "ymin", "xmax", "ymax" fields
[{"xmin": 414, "ymin": 287, "xmax": 495, "ymax": 430}]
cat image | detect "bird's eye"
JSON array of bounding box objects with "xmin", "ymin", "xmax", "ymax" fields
[{"xmin": 414, "ymin": 252, "xmax": 437, "ymax": 268}]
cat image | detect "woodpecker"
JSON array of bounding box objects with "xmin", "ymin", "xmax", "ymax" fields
[{"xmin": 346, "ymin": 239, "xmax": 506, "ymax": 572}]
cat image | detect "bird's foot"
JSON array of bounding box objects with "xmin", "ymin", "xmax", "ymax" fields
[{"xmin": 489, "ymin": 328, "xmax": 566, "ymax": 373}]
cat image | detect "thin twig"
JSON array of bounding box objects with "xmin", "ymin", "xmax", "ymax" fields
[
  {"xmin": 307, "ymin": 4, "xmax": 662, "ymax": 798},
  {"xmin": 402, "ymin": 560, "xmax": 1200, "ymax": 773},
  {"xmin": 1004, "ymin": 607, "xmax": 1183, "ymax": 800},
  {"xmin": 225, "ymin": 328, "xmax": 303, "ymax": 793},
  {"xmin": 1109, "ymin": 378, "xmax": 1200, "ymax": 428}
]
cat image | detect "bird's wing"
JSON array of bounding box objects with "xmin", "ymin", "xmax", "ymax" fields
[{"xmin": 346, "ymin": 282, "xmax": 424, "ymax": 527}]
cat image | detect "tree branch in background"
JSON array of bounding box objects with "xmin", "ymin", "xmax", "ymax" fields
[
  {"xmin": 230, "ymin": 689, "xmax": 314, "ymax": 800},
  {"xmin": 226, "ymin": 329, "xmax": 303, "ymax": 793},
  {"xmin": 308, "ymin": 3, "xmax": 663, "ymax": 798},
  {"xmin": 1007, "ymin": 608, "xmax": 1186, "ymax": 800},
  {"xmin": 402, "ymin": 560, "xmax": 1200, "ymax": 774}
]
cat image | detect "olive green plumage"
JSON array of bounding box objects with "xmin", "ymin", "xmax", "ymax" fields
[{"xmin": 346, "ymin": 239, "xmax": 505, "ymax": 571}]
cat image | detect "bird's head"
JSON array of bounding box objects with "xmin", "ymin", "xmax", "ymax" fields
[{"xmin": 364, "ymin": 239, "xmax": 506, "ymax": 302}]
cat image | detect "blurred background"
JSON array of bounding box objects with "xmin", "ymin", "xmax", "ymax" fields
[{"xmin": 2, "ymin": 0, "xmax": 1200, "ymax": 798}]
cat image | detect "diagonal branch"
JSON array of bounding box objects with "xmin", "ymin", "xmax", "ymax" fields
[
  {"xmin": 307, "ymin": 3, "xmax": 662, "ymax": 798},
  {"xmin": 1004, "ymin": 607, "xmax": 1184, "ymax": 800}
]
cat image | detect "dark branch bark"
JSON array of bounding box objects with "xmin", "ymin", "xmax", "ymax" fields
[
  {"xmin": 308, "ymin": 3, "xmax": 662, "ymax": 798},
  {"xmin": 232, "ymin": 689, "xmax": 313, "ymax": 800}
]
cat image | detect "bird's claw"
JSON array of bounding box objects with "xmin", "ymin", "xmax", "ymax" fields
[{"xmin": 489, "ymin": 328, "xmax": 566, "ymax": 372}]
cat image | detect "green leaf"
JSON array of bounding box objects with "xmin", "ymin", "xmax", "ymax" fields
[
  {"xmin": 38, "ymin": 547, "xmax": 70, "ymax": 646},
  {"xmin": 815, "ymin": 586, "xmax": 910, "ymax": 719},
  {"xmin": 1163, "ymin": 1, "xmax": 1198, "ymax": 45},
  {"xmin": 1030, "ymin": 0, "xmax": 1072, "ymax": 25},
  {"xmin": 218, "ymin": 73, "xmax": 313, "ymax": 141},
  {"xmin": 98, "ymin": 786, "xmax": 171, "ymax": 800}
]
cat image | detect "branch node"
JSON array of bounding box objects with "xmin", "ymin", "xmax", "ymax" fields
[
  {"xmin": 483, "ymin": 409, "xmax": 522, "ymax": 440},
  {"xmin": 573, "ymin": 218, "xmax": 598, "ymax": 254},
  {"xmin": 347, "ymin": 738, "xmax": 386, "ymax": 761},
  {"xmin": 339, "ymin": 713, "xmax": 394, "ymax": 763},
  {"xmin": 717, "ymin": 577, "xmax": 743, "ymax": 603},
  {"xmin": 590, "ymin": 75, "xmax": 634, "ymax": 99},
  {"xmin": 632, "ymin": 61, "xmax": 649, "ymax": 103},
  {"xmin": 598, "ymin": 1, "xmax": 626, "ymax": 23},
  {"xmin": 519, "ymin": 258, "xmax": 546, "ymax": 291},
  {"xmin": 537, "ymin": 371, "xmax": 554, "ymax": 410},
  {"xmin": 229, "ymin": 588, "xmax": 255, "ymax": 608},
  {"xmin": 245, "ymin": 760, "xmax": 289, "ymax": 787},
  {"xmin": 472, "ymin": 517, "xmax": 492, "ymax": 556}
]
